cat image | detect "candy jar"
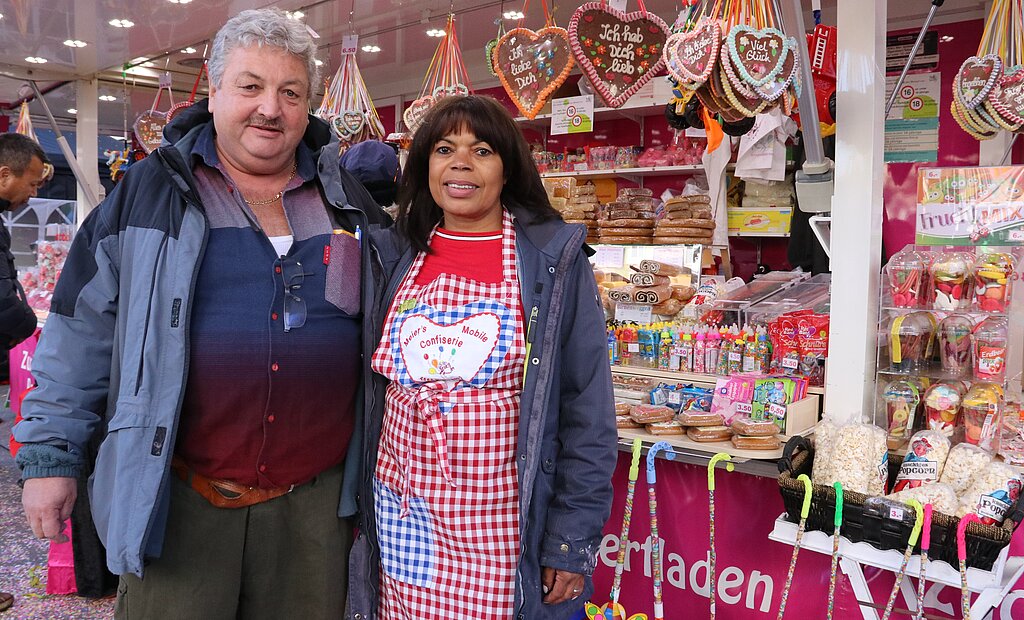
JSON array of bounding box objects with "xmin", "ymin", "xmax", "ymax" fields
[
  {"xmin": 973, "ymin": 252, "xmax": 1016, "ymax": 312},
  {"xmin": 887, "ymin": 249, "xmax": 926, "ymax": 308},
  {"xmin": 923, "ymin": 381, "xmax": 963, "ymax": 440},
  {"xmin": 962, "ymin": 382, "xmax": 1004, "ymax": 452},
  {"xmin": 888, "ymin": 312, "xmax": 934, "ymax": 373},
  {"xmin": 883, "ymin": 380, "xmax": 921, "ymax": 450},
  {"xmin": 973, "ymin": 316, "xmax": 1008, "ymax": 382},
  {"xmin": 931, "ymin": 252, "xmax": 972, "ymax": 311},
  {"xmin": 937, "ymin": 315, "xmax": 974, "ymax": 376}
]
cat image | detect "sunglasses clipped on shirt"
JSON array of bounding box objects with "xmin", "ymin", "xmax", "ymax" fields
[{"xmin": 279, "ymin": 256, "xmax": 309, "ymax": 332}]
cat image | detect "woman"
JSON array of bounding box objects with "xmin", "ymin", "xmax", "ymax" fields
[{"xmin": 351, "ymin": 95, "xmax": 616, "ymax": 619}]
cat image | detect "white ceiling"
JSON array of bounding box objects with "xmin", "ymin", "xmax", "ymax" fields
[{"xmin": 0, "ymin": 0, "xmax": 988, "ymax": 136}]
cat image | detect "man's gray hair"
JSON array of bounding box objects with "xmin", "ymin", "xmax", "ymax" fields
[{"xmin": 208, "ymin": 8, "xmax": 320, "ymax": 95}]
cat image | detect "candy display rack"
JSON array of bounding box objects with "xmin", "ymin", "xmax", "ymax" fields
[{"xmin": 873, "ymin": 245, "xmax": 1024, "ymax": 457}]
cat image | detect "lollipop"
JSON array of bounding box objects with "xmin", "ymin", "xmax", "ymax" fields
[
  {"xmin": 937, "ymin": 315, "xmax": 973, "ymax": 377},
  {"xmin": 972, "ymin": 252, "xmax": 1015, "ymax": 312},
  {"xmin": 931, "ymin": 253, "xmax": 972, "ymax": 311},
  {"xmin": 923, "ymin": 382, "xmax": 964, "ymax": 439}
]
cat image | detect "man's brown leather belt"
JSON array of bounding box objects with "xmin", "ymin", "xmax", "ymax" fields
[{"xmin": 171, "ymin": 457, "xmax": 295, "ymax": 509}]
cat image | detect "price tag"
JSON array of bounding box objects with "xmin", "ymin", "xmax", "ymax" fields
[
  {"xmin": 627, "ymin": 343, "xmax": 640, "ymax": 353},
  {"xmin": 1009, "ymin": 230, "xmax": 1024, "ymax": 242},
  {"xmin": 736, "ymin": 402, "xmax": 753, "ymax": 415},
  {"xmin": 768, "ymin": 402, "xmax": 787, "ymax": 420},
  {"xmin": 608, "ymin": 0, "xmax": 628, "ymax": 11},
  {"xmin": 668, "ymin": 391, "xmax": 682, "ymax": 405},
  {"xmin": 889, "ymin": 506, "xmax": 905, "ymax": 521},
  {"xmin": 341, "ymin": 35, "xmax": 359, "ymax": 55},
  {"xmin": 652, "ymin": 246, "xmax": 686, "ymax": 267},
  {"xmin": 594, "ymin": 245, "xmax": 625, "ymax": 269},
  {"xmin": 729, "ymin": 351, "xmax": 742, "ymax": 363},
  {"xmin": 158, "ymin": 72, "xmax": 172, "ymax": 88},
  {"xmin": 782, "ymin": 357, "xmax": 800, "ymax": 370},
  {"xmin": 616, "ymin": 303, "xmax": 653, "ymax": 324}
]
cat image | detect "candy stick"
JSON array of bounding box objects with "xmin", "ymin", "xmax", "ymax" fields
[
  {"xmin": 604, "ymin": 439, "xmax": 644, "ymax": 620},
  {"xmin": 647, "ymin": 441, "xmax": 677, "ymax": 620},
  {"xmin": 826, "ymin": 483, "xmax": 845, "ymax": 620},
  {"xmin": 707, "ymin": 453, "xmax": 734, "ymax": 620},
  {"xmin": 915, "ymin": 504, "xmax": 933, "ymax": 620},
  {"xmin": 777, "ymin": 474, "xmax": 812, "ymax": 620},
  {"xmin": 958, "ymin": 513, "xmax": 982, "ymax": 620},
  {"xmin": 881, "ymin": 500, "xmax": 924, "ymax": 620}
]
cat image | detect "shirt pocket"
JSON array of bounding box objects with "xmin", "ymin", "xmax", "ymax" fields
[{"xmin": 324, "ymin": 231, "xmax": 361, "ymax": 316}]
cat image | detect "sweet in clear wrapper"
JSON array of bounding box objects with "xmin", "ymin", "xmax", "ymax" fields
[
  {"xmin": 931, "ymin": 253, "xmax": 972, "ymax": 311},
  {"xmin": 972, "ymin": 252, "xmax": 1015, "ymax": 312},
  {"xmin": 892, "ymin": 430, "xmax": 951, "ymax": 493},
  {"xmin": 888, "ymin": 312, "xmax": 934, "ymax": 374},
  {"xmin": 923, "ymin": 381, "xmax": 964, "ymax": 440},
  {"xmin": 972, "ymin": 316, "xmax": 1008, "ymax": 382},
  {"xmin": 957, "ymin": 462, "xmax": 1022, "ymax": 525},
  {"xmin": 937, "ymin": 315, "xmax": 974, "ymax": 377},
  {"xmin": 883, "ymin": 379, "xmax": 921, "ymax": 450},
  {"xmin": 961, "ymin": 382, "xmax": 1004, "ymax": 452},
  {"xmin": 888, "ymin": 249, "xmax": 927, "ymax": 308}
]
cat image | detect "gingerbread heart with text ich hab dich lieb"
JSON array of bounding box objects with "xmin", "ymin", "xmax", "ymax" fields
[
  {"xmin": 955, "ymin": 54, "xmax": 1003, "ymax": 110},
  {"xmin": 403, "ymin": 95, "xmax": 435, "ymax": 133},
  {"xmin": 568, "ymin": 2, "xmax": 670, "ymax": 108},
  {"xmin": 133, "ymin": 110, "xmax": 167, "ymax": 154},
  {"xmin": 495, "ymin": 27, "xmax": 575, "ymax": 120},
  {"xmin": 727, "ymin": 25, "xmax": 791, "ymax": 90},
  {"xmin": 665, "ymin": 19, "xmax": 722, "ymax": 90},
  {"xmin": 989, "ymin": 67, "xmax": 1024, "ymax": 127}
]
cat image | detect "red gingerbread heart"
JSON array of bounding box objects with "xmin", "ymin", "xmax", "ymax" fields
[
  {"xmin": 494, "ymin": 27, "xmax": 575, "ymax": 120},
  {"xmin": 132, "ymin": 110, "xmax": 167, "ymax": 154},
  {"xmin": 989, "ymin": 67, "xmax": 1024, "ymax": 126},
  {"xmin": 568, "ymin": 2, "xmax": 670, "ymax": 108},
  {"xmin": 665, "ymin": 19, "xmax": 721, "ymax": 89}
]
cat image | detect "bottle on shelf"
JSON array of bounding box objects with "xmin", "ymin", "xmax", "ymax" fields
[
  {"xmin": 693, "ymin": 327, "xmax": 707, "ymax": 374},
  {"xmin": 680, "ymin": 329, "xmax": 694, "ymax": 373}
]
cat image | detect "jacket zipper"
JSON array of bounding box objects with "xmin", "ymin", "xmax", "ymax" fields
[{"xmin": 133, "ymin": 235, "xmax": 169, "ymax": 396}]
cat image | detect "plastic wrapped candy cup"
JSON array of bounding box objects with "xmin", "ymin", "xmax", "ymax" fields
[
  {"xmin": 973, "ymin": 252, "xmax": 1016, "ymax": 313},
  {"xmin": 931, "ymin": 253, "xmax": 971, "ymax": 311},
  {"xmin": 887, "ymin": 249, "xmax": 926, "ymax": 308}
]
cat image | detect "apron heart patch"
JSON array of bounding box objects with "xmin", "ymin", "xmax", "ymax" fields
[
  {"xmin": 398, "ymin": 312, "xmax": 502, "ymax": 384},
  {"xmin": 568, "ymin": 2, "xmax": 670, "ymax": 108},
  {"xmin": 494, "ymin": 27, "xmax": 575, "ymax": 120},
  {"xmin": 132, "ymin": 110, "xmax": 168, "ymax": 154},
  {"xmin": 955, "ymin": 55, "xmax": 1003, "ymax": 110},
  {"xmin": 665, "ymin": 19, "xmax": 721, "ymax": 89},
  {"xmin": 726, "ymin": 25, "xmax": 790, "ymax": 89}
]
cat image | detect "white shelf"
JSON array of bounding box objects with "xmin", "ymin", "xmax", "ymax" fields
[
  {"xmin": 540, "ymin": 165, "xmax": 705, "ymax": 180},
  {"xmin": 515, "ymin": 100, "xmax": 665, "ymax": 128},
  {"xmin": 729, "ymin": 232, "xmax": 791, "ymax": 238}
]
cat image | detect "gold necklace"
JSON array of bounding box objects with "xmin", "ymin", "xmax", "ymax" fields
[{"xmin": 241, "ymin": 164, "xmax": 297, "ymax": 206}]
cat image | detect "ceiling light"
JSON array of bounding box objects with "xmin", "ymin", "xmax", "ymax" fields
[
  {"xmin": 940, "ymin": 35, "xmax": 955, "ymax": 43},
  {"xmin": 67, "ymin": 108, "xmax": 77, "ymax": 114},
  {"xmin": 99, "ymin": 94, "xmax": 117, "ymax": 102},
  {"xmin": 287, "ymin": 10, "xmax": 304, "ymax": 20},
  {"xmin": 25, "ymin": 56, "xmax": 47, "ymax": 64},
  {"xmin": 426, "ymin": 28, "xmax": 446, "ymax": 37},
  {"xmin": 63, "ymin": 39, "xmax": 87, "ymax": 48},
  {"xmin": 314, "ymin": 59, "xmax": 323, "ymax": 66},
  {"xmin": 168, "ymin": 0, "xmax": 193, "ymax": 3},
  {"xmin": 109, "ymin": 18, "xmax": 134, "ymax": 28},
  {"xmin": 109, "ymin": 135, "xmax": 126, "ymax": 141},
  {"xmin": 181, "ymin": 46, "xmax": 197, "ymax": 54},
  {"xmin": 503, "ymin": 10, "xmax": 525, "ymax": 19},
  {"xmin": 361, "ymin": 44, "xmax": 381, "ymax": 53}
]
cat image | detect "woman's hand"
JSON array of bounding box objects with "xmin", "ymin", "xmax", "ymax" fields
[{"xmin": 541, "ymin": 566, "xmax": 585, "ymax": 605}]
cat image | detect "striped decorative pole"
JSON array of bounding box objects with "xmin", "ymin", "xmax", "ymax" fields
[
  {"xmin": 881, "ymin": 501, "xmax": 924, "ymax": 620},
  {"xmin": 777, "ymin": 474, "xmax": 813, "ymax": 620},
  {"xmin": 707, "ymin": 452, "xmax": 734, "ymax": 620},
  {"xmin": 826, "ymin": 483, "xmax": 845, "ymax": 620},
  {"xmin": 915, "ymin": 504, "xmax": 933, "ymax": 620},
  {"xmin": 647, "ymin": 441, "xmax": 677, "ymax": 620},
  {"xmin": 958, "ymin": 513, "xmax": 982, "ymax": 620},
  {"xmin": 604, "ymin": 439, "xmax": 644, "ymax": 620}
]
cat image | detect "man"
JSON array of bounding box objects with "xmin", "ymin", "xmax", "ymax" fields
[
  {"xmin": 15, "ymin": 9, "xmax": 387, "ymax": 619},
  {"xmin": 0, "ymin": 133, "xmax": 45, "ymax": 350},
  {"xmin": 340, "ymin": 139, "xmax": 401, "ymax": 208}
]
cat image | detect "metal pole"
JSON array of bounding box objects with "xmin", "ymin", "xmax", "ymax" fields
[
  {"xmin": 885, "ymin": 0, "xmax": 946, "ymax": 118},
  {"xmin": 1001, "ymin": 133, "xmax": 1019, "ymax": 165},
  {"xmin": 28, "ymin": 80, "xmax": 99, "ymax": 211},
  {"xmin": 780, "ymin": 0, "xmax": 827, "ymax": 172}
]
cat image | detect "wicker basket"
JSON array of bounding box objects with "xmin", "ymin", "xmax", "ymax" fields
[{"xmin": 777, "ymin": 436, "xmax": 1022, "ymax": 571}]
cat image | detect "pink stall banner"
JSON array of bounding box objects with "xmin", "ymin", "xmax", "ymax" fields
[{"xmin": 591, "ymin": 454, "xmax": 1024, "ymax": 618}]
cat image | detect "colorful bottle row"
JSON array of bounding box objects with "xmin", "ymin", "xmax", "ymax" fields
[
  {"xmin": 887, "ymin": 248, "xmax": 1017, "ymax": 312},
  {"xmin": 608, "ymin": 323, "xmax": 772, "ymax": 376}
]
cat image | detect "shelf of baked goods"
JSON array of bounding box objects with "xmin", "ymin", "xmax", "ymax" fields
[
  {"xmin": 539, "ymin": 164, "xmax": 706, "ymax": 182},
  {"xmin": 612, "ymin": 365, "xmax": 825, "ymax": 396}
]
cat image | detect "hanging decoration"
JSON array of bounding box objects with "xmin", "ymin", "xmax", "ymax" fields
[
  {"xmin": 950, "ymin": 0, "xmax": 1024, "ymax": 140},
  {"xmin": 167, "ymin": 58, "xmax": 208, "ymax": 123},
  {"xmin": 403, "ymin": 14, "xmax": 473, "ymax": 134},
  {"xmin": 14, "ymin": 103, "xmax": 53, "ymax": 181},
  {"xmin": 316, "ymin": 44, "xmax": 386, "ymax": 150},
  {"xmin": 568, "ymin": 2, "xmax": 670, "ymax": 109},
  {"xmin": 132, "ymin": 71, "xmax": 176, "ymax": 154},
  {"xmin": 493, "ymin": 0, "xmax": 574, "ymax": 119},
  {"xmin": 485, "ymin": 17, "xmax": 506, "ymax": 77}
]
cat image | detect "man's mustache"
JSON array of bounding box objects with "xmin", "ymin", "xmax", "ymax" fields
[{"xmin": 247, "ymin": 117, "xmax": 283, "ymax": 131}]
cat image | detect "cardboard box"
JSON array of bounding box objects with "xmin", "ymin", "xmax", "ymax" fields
[{"xmin": 728, "ymin": 207, "xmax": 793, "ymax": 235}]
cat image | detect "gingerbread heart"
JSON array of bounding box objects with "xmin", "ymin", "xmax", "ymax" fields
[
  {"xmin": 726, "ymin": 25, "xmax": 791, "ymax": 89},
  {"xmin": 432, "ymin": 84, "xmax": 470, "ymax": 101},
  {"xmin": 494, "ymin": 27, "xmax": 575, "ymax": 119},
  {"xmin": 755, "ymin": 40, "xmax": 798, "ymax": 102},
  {"xmin": 719, "ymin": 43, "xmax": 768, "ymax": 116},
  {"xmin": 485, "ymin": 38, "xmax": 500, "ymax": 77},
  {"xmin": 403, "ymin": 95, "xmax": 435, "ymax": 133},
  {"xmin": 342, "ymin": 110, "xmax": 366, "ymax": 135},
  {"xmin": 989, "ymin": 66, "xmax": 1024, "ymax": 127},
  {"xmin": 665, "ymin": 19, "xmax": 722, "ymax": 89},
  {"xmin": 132, "ymin": 110, "xmax": 167, "ymax": 154},
  {"xmin": 955, "ymin": 55, "xmax": 1002, "ymax": 110},
  {"xmin": 568, "ymin": 2, "xmax": 670, "ymax": 108}
]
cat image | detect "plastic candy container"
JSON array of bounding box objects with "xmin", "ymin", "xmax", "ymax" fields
[
  {"xmin": 931, "ymin": 253, "xmax": 972, "ymax": 311},
  {"xmin": 972, "ymin": 317, "xmax": 1008, "ymax": 382},
  {"xmin": 936, "ymin": 315, "xmax": 973, "ymax": 376},
  {"xmin": 961, "ymin": 382, "xmax": 1004, "ymax": 452},
  {"xmin": 882, "ymin": 380, "xmax": 921, "ymax": 450},
  {"xmin": 888, "ymin": 312, "xmax": 934, "ymax": 373},
  {"xmin": 923, "ymin": 382, "xmax": 963, "ymax": 439},
  {"xmin": 887, "ymin": 249, "xmax": 926, "ymax": 308},
  {"xmin": 972, "ymin": 252, "xmax": 1015, "ymax": 312}
]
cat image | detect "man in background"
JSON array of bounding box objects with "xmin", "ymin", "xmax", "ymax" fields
[{"xmin": 340, "ymin": 139, "xmax": 401, "ymax": 208}]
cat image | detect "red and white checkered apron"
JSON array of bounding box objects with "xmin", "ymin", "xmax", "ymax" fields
[{"xmin": 371, "ymin": 210, "xmax": 524, "ymax": 619}]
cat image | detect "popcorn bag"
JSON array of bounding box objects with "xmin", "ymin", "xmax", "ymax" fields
[
  {"xmin": 957, "ymin": 462, "xmax": 1023, "ymax": 526},
  {"xmin": 891, "ymin": 430, "xmax": 951, "ymax": 493}
]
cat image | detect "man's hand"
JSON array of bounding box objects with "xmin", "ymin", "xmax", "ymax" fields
[
  {"xmin": 541, "ymin": 566, "xmax": 585, "ymax": 605},
  {"xmin": 22, "ymin": 477, "xmax": 77, "ymax": 543}
]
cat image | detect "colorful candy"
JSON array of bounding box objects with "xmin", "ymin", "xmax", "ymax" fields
[
  {"xmin": 972, "ymin": 252, "xmax": 1015, "ymax": 312},
  {"xmin": 889, "ymin": 312, "xmax": 935, "ymax": 374},
  {"xmin": 887, "ymin": 249, "xmax": 926, "ymax": 308},
  {"xmin": 931, "ymin": 253, "xmax": 972, "ymax": 311},
  {"xmin": 961, "ymin": 382, "xmax": 1003, "ymax": 452},
  {"xmin": 923, "ymin": 382, "xmax": 964, "ymax": 439},
  {"xmin": 937, "ymin": 315, "xmax": 974, "ymax": 376},
  {"xmin": 972, "ymin": 317, "xmax": 1008, "ymax": 382},
  {"xmin": 883, "ymin": 380, "xmax": 921, "ymax": 450}
]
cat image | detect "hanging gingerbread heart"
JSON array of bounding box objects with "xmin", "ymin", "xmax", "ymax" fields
[
  {"xmin": 755, "ymin": 40, "xmax": 799, "ymax": 102},
  {"xmin": 132, "ymin": 110, "xmax": 167, "ymax": 154},
  {"xmin": 495, "ymin": 27, "xmax": 575, "ymax": 119},
  {"xmin": 568, "ymin": 2, "xmax": 670, "ymax": 108},
  {"xmin": 726, "ymin": 25, "xmax": 791, "ymax": 89},
  {"xmin": 432, "ymin": 84, "xmax": 470, "ymax": 101},
  {"xmin": 988, "ymin": 66, "xmax": 1024, "ymax": 127},
  {"xmin": 954, "ymin": 55, "xmax": 1003, "ymax": 110},
  {"xmin": 718, "ymin": 44, "xmax": 768, "ymax": 116},
  {"xmin": 665, "ymin": 19, "xmax": 722, "ymax": 90},
  {"xmin": 403, "ymin": 95, "xmax": 436, "ymax": 133},
  {"xmin": 485, "ymin": 37, "xmax": 501, "ymax": 77},
  {"xmin": 341, "ymin": 110, "xmax": 367, "ymax": 136}
]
